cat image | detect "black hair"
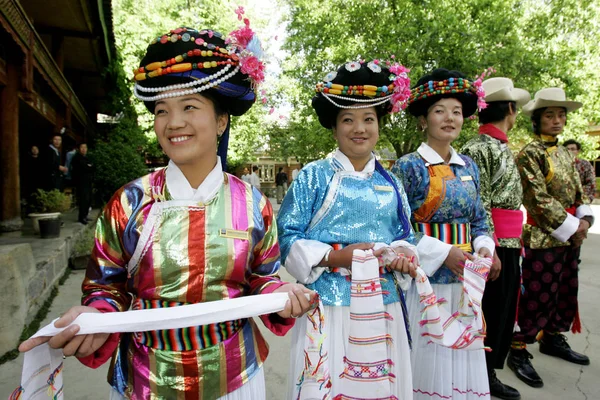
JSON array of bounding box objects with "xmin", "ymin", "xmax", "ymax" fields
[
  {"xmin": 252, "ymin": 166, "xmax": 259, "ymax": 172},
  {"xmin": 478, "ymin": 101, "xmax": 516, "ymax": 124},
  {"xmin": 563, "ymin": 139, "xmax": 581, "ymax": 149}
]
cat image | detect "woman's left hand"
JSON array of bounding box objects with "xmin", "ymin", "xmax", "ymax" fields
[{"xmin": 273, "ymin": 284, "xmax": 317, "ymax": 319}]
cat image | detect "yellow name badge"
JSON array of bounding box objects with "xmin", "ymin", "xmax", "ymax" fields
[
  {"xmin": 219, "ymin": 229, "xmax": 249, "ymax": 240},
  {"xmin": 374, "ymin": 185, "xmax": 394, "ymax": 192},
  {"xmin": 460, "ymin": 175, "xmax": 473, "ymax": 182}
]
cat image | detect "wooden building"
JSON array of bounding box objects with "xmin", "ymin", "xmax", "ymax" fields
[{"xmin": 0, "ymin": 0, "xmax": 115, "ymax": 231}]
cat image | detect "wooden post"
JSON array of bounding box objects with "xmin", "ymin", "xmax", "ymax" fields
[{"xmin": 0, "ymin": 61, "xmax": 23, "ymax": 231}]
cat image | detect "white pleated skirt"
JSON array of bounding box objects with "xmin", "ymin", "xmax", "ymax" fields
[
  {"xmin": 109, "ymin": 367, "xmax": 265, "ymax": 400},
  {"xmin": 287, "ymin": 302, "xmax": 413, "ymax": 400},
  {"xmin": 407, "ymin": 282, "xmax": 490, "ymax": 400}
]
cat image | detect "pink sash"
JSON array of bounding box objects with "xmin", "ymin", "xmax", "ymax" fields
[{"xmin": 491, "ymin": 208, "xmax": 523, "ymax": 239}]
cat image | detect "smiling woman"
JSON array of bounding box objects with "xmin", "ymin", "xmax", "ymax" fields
[
  {"xmin": 18, "ymin": 14, "xmax": 317, "ymax": 400},
  {"xmin": 277, "ymin": 60, "xmax": 418, "ymax": 399},
  {"xmin": 392, "ymin": 68, "xmax": 494, "ymax": 400}
]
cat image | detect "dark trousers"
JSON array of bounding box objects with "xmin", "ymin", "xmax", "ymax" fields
[
  {"xmin": 483, "ymin": 247, "xmax": 521, "ymax": 371},
  {"xmin": 77, "ymin": 184, "xmax": 92, "ymax": 222},
  {"xmin": 513, "ymin": 246, "xmax": 580, "ymax": 344}
]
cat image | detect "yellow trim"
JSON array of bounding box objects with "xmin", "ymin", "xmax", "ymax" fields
[
  {"xmin": 545, "ymin": 149, "xmax": 556, "ymax": 184},
  {"xmin": 453, "ymin": 243, "xmax": 473, "ymax": 252}
]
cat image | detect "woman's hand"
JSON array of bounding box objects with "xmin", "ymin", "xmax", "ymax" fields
[
  {"xmin": 444, "ymin": 246, "xmax": 473, "ymax": 277},
  {"xmin": 386, "ymin": 253, "xmax": 418, "ymax": 278},
  {"xmin": 391, "ymin": 246, "xmax": 419, "ymax": 267},
  {"xmin": 273, "ymin": 284, "xmax": 317, "ymax": 319},
  {"xmin": 18, "ymin": 306, "xmax": 110, "ymax": 358},
  {"xmin": 324, "ymin": 242, "xmax": 375, "ymax": 268}
]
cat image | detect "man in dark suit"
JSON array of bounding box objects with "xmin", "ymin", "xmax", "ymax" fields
[
  {"xmin": 71, "ymin": 143, "xmax": 94, "ymax": 224},
  {"xmin": 44, "ymin": 134, "xmax": 67, "ymax": 190}
]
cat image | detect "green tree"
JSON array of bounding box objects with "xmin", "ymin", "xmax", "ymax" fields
[
  {"xmin": 275, "ymin": 0, "xmax": 600, "ymax": 160},
  {"xmin": 112, "ymin": 0, "xmax": 274, "ymax": 166}
]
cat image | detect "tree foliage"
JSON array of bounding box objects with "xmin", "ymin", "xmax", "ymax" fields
[
  {"xmin": 111, "ymin": 0, "xmax": 278, "ymax": 169},
  {"xmin": 273, "ymin": 0, "xmax": 600, "ymax": 161}
]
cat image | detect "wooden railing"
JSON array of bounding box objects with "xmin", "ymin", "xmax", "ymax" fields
[{"xmin": 0, "ymin": 0, "xmax": 94, "ymax": 130}]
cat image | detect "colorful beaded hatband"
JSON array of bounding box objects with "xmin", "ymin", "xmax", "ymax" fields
[
  {"xmin": 406, "ymin": 68, "xmax": 486, "ymax": 118},
  {"xmin": 312, "ymin": 59, "xmax": 411, "ymax": 128},
  {"xmin": 133, "ymin": 9, "xmax": 264, "ymax": 116}
]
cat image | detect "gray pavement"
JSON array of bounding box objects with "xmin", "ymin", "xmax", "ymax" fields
[{"xmin": 1, "ymin": 203, "xmax": 598, "ymax": 399}]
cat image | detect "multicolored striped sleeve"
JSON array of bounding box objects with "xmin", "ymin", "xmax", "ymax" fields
[
  {"xmin": 248, "ymin": 189, "xmax": 287, "ymax": 295},
  {"xmin": 81, "ymin": 187, "xmax": 133, "ymax": 312}
]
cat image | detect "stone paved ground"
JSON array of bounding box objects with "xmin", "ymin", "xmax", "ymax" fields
[{"xmin": 1, "ymin": 203, "xmax": 598, "ymax": 400}]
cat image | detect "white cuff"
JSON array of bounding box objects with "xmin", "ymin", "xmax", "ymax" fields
[
  {"xmin": 551, "ymin": 213, "xmax": 580, "ymax": 242},
  {"xmin": 576, "ymin": 205, "xmax": 594, "ymax": 226},
  {"xmin": 473, "ymin": 235, "xmax": 495, "ymax": 257},
  {"xmin": 416, "ymin": 235, "xmax": 452, "ymax": 276},
  {"xmin": 284, "ymin": 240, "xmax": 331, "ymax": 284}
]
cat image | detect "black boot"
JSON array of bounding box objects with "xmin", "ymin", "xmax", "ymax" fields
[
  {"xmin": 507, "ymin": 348, "xmax": 543, "ymax": 388},
  {"xmin": 488, "ymin": 370, "xmax": 521, "ymax": 400},
  {"xmin": 539, "ymin": 333, "xmax": 590, "ymax": 365}
]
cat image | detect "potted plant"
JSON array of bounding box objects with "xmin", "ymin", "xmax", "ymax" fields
[
  {"xmin": 70, "ymin": 223, "xmax": 95, "ymax": 269},
  {"xmin": 28, "ymin": 189, "xmax": 71, "ymax": 237}
]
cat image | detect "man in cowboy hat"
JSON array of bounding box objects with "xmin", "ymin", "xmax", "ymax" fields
[
  {"xmin": 506, "ymin": 87, "xmax": 594, "ymax": 389},
  {"xmin": 461, "ymin": 77, "xmax": 530, "ymax": 400}
]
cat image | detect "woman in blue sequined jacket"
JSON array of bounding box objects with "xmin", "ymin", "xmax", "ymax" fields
[{"xmin": 277, "ymin": 60, "xmax": 417, "ymax": 400}]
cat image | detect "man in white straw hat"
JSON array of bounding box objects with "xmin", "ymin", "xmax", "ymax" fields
[
  {"xmin": 506, "ymin": 87, "xmax": 594, "ymax": 389},
  {"xmin": 461, "ymin": 77, "xmax": 530, "ymax": 400}
]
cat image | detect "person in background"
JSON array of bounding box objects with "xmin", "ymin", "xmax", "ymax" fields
[
  {"xmin": 23, "ymin": 145, "xmax": 44, "ymax": 199},
  {"xmin": 275, "ymin": 167, "xmax": 288, "ymax": 204},
  {"xmin": 250, "ymin": 165, "xmax": 261, "ymax": 188},
  {"xmin": 241, "ymin": 166, "xmax": 251, "ymax": 184},
  {"xmin": 71, "ymin": 143, "xmax": 94, "ymax": 225},
  {"xmin": 564, "ymin": 139, "xmax": 596, "ymax": 203},
  {"xmin": 44, "ymin": 134, "xmax": 67, "ymax": 191}
]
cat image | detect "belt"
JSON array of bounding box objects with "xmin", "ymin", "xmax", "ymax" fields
[
  {"xmin": 133, "ymin": 298, "xmax": 244, "ymax": 351},
  {"xmin": 413, "ymin": 222, "xmax": 473, "ymax": 252}
]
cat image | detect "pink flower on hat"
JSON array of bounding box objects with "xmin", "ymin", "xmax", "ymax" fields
[
  {"xmin": 389, "ymin": 63, "xmax": 411, "ymax": 112},
  {"xmin": 240, "ymin": 55, "xmax": 265, "ymax": 83}
]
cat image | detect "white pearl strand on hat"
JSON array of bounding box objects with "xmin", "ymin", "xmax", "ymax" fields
[
  {"xmin": 135, "ymin": 64, "xmax": 234, "ymax": 92},
  {"xmin": 322, "ymin": 92, "xmax": 394, "ymax": 109},
  {"xmin": 133, "ymin": 66, "xmax": 241, "ymax": 102}
]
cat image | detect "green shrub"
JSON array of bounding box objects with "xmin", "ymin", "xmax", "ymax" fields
[{"xmin": 30, "ymin": 189, "xmax": 71, "ymax": 213}]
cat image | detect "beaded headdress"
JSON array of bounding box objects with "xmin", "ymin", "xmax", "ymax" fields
[
  {"xmin": 406, "ymin": 68, "xmax": 486, "ymax": 118},
  {"xmin": 312, "ymin": 60, "xmax": 411, "ymax": 128},
  {"xmin": 133, "ymin": 8, "xmax": 264, "ymax": 117}
]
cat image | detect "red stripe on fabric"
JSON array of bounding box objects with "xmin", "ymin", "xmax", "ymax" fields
[
  {"xmin": 181, "ymin": 349, "xmax": 200, "ymax": 400},
  {"xmin": 186, "ymin": 209, "xmax": 206, "ymax": 303},
  {"xmin": 527, "ymin": 206, "xmax": 575, "ymax": 226}
]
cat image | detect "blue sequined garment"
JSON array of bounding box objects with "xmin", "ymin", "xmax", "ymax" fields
[
  {"xmin": 278, "ymin": 152, "xmax": 416, "ymax": 306},
  {"xmin": 392, "ymin": 148, "xmax": 490, "ymax": 284}
]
